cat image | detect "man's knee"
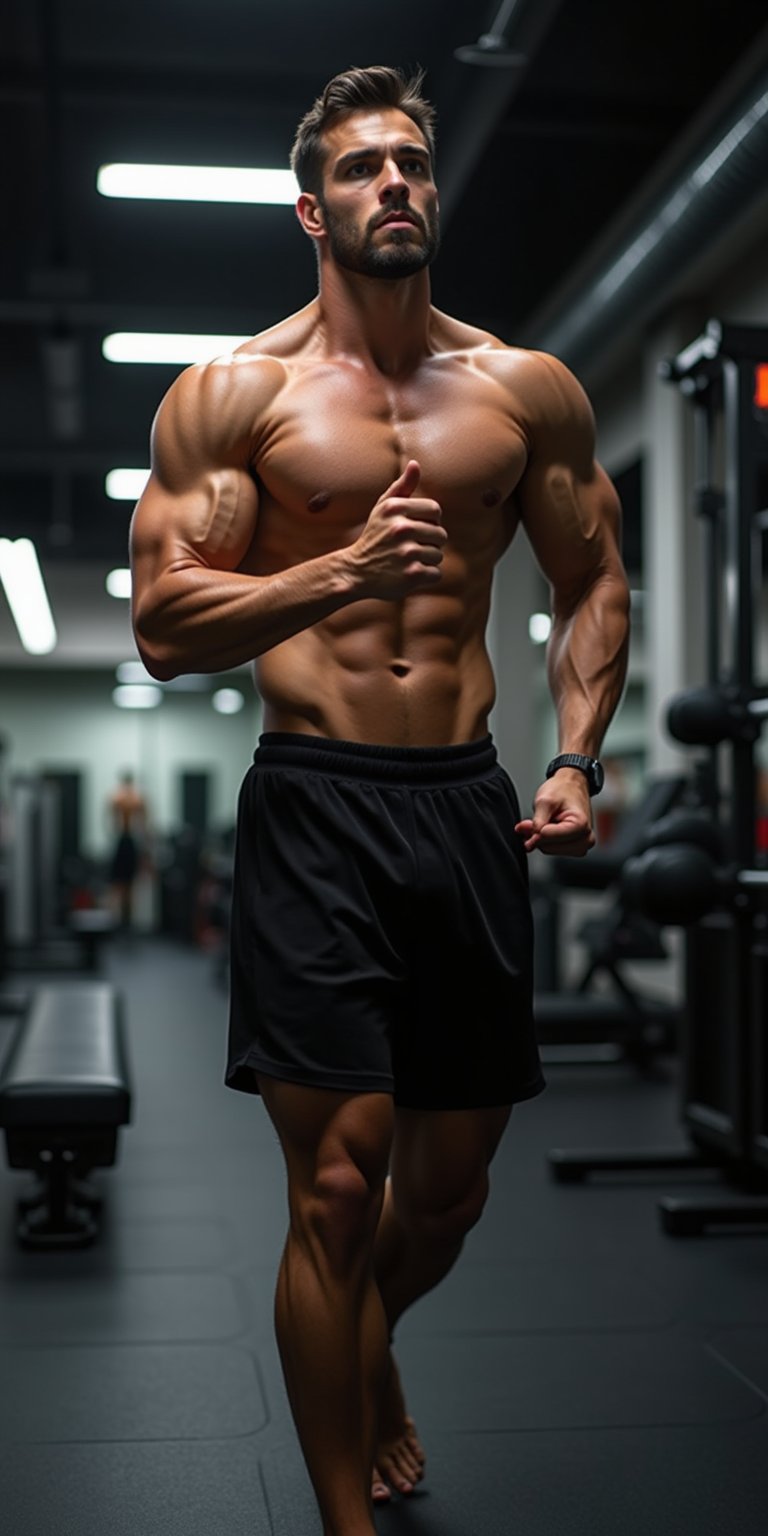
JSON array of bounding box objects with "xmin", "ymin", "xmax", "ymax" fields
[
  {"xmin": 393, "ymin": 1170, "xmax": 490, "ymax": 1246},
  {"xmin": 298, "ymin": 1159, "xmax": 386, "ymax": 1275}
]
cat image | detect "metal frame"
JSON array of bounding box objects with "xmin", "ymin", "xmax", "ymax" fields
[{"xmin": 548, "ymin": 320, "xmax": 768, "ymax": 1233}]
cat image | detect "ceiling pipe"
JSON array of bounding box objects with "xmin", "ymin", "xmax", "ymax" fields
[
  {"xmin": 454, "ymin": 0, "xmax": 527, "ymax": 67},
  {"xmin": 438, "ymin": 0, "xmax": 565, "ymax": 225},
  {"xmin": 518, "ymin": 33, "xmax": 768, "ymax": 378}
]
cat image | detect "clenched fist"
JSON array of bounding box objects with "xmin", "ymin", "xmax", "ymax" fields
[{"xmin": 349, "ymin": 461, "xmax": 447, "ymax": 600}]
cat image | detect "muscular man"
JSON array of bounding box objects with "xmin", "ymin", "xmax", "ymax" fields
[
  {"xmin": 107, "ymin": 770, "xmax": 147, "ymax": 930},
  {"xmin": 130, "ymin": 65, "xmax": 630, "ymax": 1536}
]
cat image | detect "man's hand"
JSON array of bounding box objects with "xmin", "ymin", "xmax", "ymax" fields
[
  {"xmin": 349, "ymin": 460, "xmax": 447, "ymax": 600},
  {"xmin": 515, "ymin": 769, "xmax": 595, "ymax": 857}
]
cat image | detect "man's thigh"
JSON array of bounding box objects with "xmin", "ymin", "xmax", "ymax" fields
[
  {"xmin": 260, "ymin": 1078, "xmax": 395, "ymax": 1194},
  {"xmin": 389, "ymin": 1103, "xmax": 513, "ymax": 1222}
]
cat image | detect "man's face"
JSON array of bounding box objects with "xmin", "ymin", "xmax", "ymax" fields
[{"xmin": 313, "ymin": 107, "xmax": 440, "ymax": 279}]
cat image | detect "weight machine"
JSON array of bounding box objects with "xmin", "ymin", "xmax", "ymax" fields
[{"xmin": 549, "ymin": 320, "xmax": 768, "ymax": 1236}]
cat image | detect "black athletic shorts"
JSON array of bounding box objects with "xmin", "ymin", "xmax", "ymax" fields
[
  {"xmin": 225, "ymin": 733, "xmax": 546, "ymax": 1110},
  {"xmin": 110, "ymin": 832, "xmax": 138, "ymax": 884}
]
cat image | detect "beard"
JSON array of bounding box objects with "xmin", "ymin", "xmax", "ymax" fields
[{"xmin": 319, "ymin": 200, "xmax": 440, "ymax": 279}]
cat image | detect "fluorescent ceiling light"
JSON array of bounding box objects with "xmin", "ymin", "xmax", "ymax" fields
[
  {"xmin": 0, "ymin": 538, "xmax": 57, "ymax": 655},
  {"xmin": 103, "ymin": 332, "xmax": 250, "ymax": 364},
  {"xmin": 97, "ymin": 162, "xmax": 298, "ymax": 205},
  {"xmin": 106, "ymin": 567, "xmax": 132, "ymax": 598},
  {"xmin": 106, "ymin": 468, "xmax": 150, "ymax": 500},
  {"xmin": 112, "ymin": 684, "xmax": 162, "ymax": 710},
  {"xmin": 213, "ymin": 687, "xmax": 245, "ymax": 715},
  {"xmin": 116, "ymin": 660, "xmax": 154, "ymax": 684},
  {"xmin": 528, "ymin": 612, "xmax": 552, "ymax": 645}
]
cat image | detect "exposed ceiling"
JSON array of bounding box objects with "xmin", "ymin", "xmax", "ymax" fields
[{"xmin": 2, "ymin": 0, "xmax": 768, "ymax": 665}]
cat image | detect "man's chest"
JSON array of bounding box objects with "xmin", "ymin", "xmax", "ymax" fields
[{"xmin": 250, "ymin": 361, "xmax": 528, "ymax": 535}]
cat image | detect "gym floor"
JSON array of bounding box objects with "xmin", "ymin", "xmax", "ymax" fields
[{"xmin": 0, "ymin": 938, "xmax": 766, "ymax": 1535}]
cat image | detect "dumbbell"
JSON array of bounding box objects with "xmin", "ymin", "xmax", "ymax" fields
[
  {"xmin": 667, "ymin": 686, "xmax": 767, "ymax": 746},
  {"xmin": 622, "ymin": 842, "xmax": 723, "ymax": 925},
  {"xmin": 622, "ymin": 811, "xmax": 768, "ymax": 925}
]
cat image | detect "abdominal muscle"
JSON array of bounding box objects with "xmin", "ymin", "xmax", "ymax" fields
[{"xmin": 254, "ymin": 584, "xmax": 498, "ymax": 747}]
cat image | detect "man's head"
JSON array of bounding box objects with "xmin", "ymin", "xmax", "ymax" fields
[
  {"xmin": 290, "ymin": 65, "xmax": 440, "ymax": 280},
  {"xmin": 291, "ymin": 66, "xmax": 436, "ymax": 198}
]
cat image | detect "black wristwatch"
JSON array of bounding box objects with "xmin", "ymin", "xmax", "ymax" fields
[{"xmin": 545, "ymin": 753, "xmax": 605, "ymax": 797}]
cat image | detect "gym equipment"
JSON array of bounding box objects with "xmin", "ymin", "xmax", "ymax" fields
[
  {"xmin": 532, "ymin": 774, "xmax": 686, "ymax": 1066},
  {"xmin": 624, "ymin": 825, "xmax": 768, "ymax": 927},
  {"xmin": 666, "ymin": 685, "xmax": 767, "ymax": 746},
  {"xmin": 550, "ymin": 321, "xmax": 768, "ymax": 1234},
  {"xmin": 5, "ymin": 773, "xmax": 115, "ymax": 971},
  {"xmin": 0, "ymin": 984, "xmax": 132, "ymax": 1248}
]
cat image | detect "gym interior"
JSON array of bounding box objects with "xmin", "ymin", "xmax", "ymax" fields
[{"xmin": 2, "ymin": 3, "xmax": 768, "ymax": 1532}]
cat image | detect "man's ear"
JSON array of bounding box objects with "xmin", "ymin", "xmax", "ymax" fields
[{"xmin": 296, "ymin": 193, "xmax": 326, "ymax": 241}]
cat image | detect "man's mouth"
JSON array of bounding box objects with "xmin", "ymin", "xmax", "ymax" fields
[{"xmin": 377, "ymin": 211, "xmax": 418, "ymax": 228}]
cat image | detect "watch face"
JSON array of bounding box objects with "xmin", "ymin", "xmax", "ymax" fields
[{"xmin": 591, "ymin": 760, "xmax": 605, "ymax": 794}]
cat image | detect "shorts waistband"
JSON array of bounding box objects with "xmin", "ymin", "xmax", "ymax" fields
[{"xmin": 253, "ymin": 733, "xmax": 498, "ymax": 786}]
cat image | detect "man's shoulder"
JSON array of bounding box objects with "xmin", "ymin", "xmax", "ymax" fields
[
  {"xmin": 431, "ymin": 312, "xmax": 584, "ymax": 400},
  {"xmin": 152, "ymin": 308, "xmax": 318, "ymax": 445}
]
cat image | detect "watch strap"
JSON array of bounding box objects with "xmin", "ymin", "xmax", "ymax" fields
[{"xmin": 545, "ymin": 753, "xmax": 604, "ymax": 796}]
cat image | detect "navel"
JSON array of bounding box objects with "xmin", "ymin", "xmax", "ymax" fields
[
  {"xmin": 390, "ymin": 662, "xmax": 411, "ymax": 679},
  {"xmin": 482, "ymin": 488, "xmax": 502, "ymax": 508},
  {"xmin": 308, "ymin": 490, "xmax": 332, "ymax": 514}
]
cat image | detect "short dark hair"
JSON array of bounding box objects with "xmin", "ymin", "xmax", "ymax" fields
[{"xmin": 290, "ymin": 65, "xmax": 437, "ymax": 199}]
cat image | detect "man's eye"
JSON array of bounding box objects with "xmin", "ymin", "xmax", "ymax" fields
[{"xmin": 348, "ymin": 164, "xmax": 370, "ymax": 176}]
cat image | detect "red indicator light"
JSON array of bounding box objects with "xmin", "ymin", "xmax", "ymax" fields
[{"xmin": 755, "ymin": 365, "xmax": 768, "ymax": 409}]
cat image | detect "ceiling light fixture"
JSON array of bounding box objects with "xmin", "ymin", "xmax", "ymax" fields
[
  {"xmin": 106, "ymin": 468, "xmax": 150, "ymax": 500},
  {"xmin": 455, "ymin": 0, "xmax": 527, "ymax": 65},
  {"xmin": 0, "ymin": 538, "xmax": 57, "ymax": 654},
  {"xmin": 106, "ymin": 567, "xmax": 132, "ymax": 598},
  {"xmin": 102, "ymin": 333, "xmax": 249, "ymax": 365},
  {"xmin": 213, "ymin": 688, "xmax": 245, "ymax": 715},
  {"xmin": 528, "ymin": 612, "xmax": 552, "ymax": 645},
  {"xmin": 112, "ymin": 684, "xmax": 162, "ymax": 710},
  {"xmin": 97, "ymin": 163, "xmax": 298, "ymax": 204},
  {"xmin": 116, "ymin": 660, "xmax": 154, "ymax": 684}
]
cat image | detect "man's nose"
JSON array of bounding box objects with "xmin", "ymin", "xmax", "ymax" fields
[{"xmin": 379, "ymin": 159, "xmax": 409, "ymax": 200}]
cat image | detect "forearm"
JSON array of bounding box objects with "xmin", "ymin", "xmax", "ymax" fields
[
  {"xmin": 133, "ymin": 549, "xmax": 360, "ymax": 679},
  {"xmin": 547, "ymin": 570, "xmax": 630, "ymax": 756}
]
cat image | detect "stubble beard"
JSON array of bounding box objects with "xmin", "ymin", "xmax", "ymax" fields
[{"xmin": 319, "ymin": 200, "xmax": 441, "ymax": 279}]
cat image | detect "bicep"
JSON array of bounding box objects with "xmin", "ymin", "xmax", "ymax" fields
[
  {"xmin": 517, "ymin": 454, "xmax": 623, "ymax": 614},
  {"xmin": 515, "ymin": 351, "xmax": 623, "ymax": 606},
  {"xmin": 130, "ymin": 464, "xmax": 259, "ymax": 583},
  {"xmin": 129, "ymin": 365, "xmax": 261, "ymax": 590}
]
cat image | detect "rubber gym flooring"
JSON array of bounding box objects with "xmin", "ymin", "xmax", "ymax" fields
[{"xmin": 0, "ymin": 937, "xmax": 767, "ymax": 1535}]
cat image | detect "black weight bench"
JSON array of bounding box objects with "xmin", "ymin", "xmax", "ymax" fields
[
  {"xmin": 0, "ymin": 984, "xmax": 132, "ymax": 1249},
  {"xmin": 535, "ymin": 990, "xmax": 681, "ymax": 1065}
]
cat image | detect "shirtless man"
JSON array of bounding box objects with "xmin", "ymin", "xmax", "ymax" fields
[
  {"xmin": 130, "ymin": 65, "xmax": 630, "ymax": 1536},
  {"xmin": 107, "ymin": 770, "xmax": 147, "ymax": 929}
]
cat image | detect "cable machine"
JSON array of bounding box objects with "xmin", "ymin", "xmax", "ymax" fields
[{"xmin": 548, "ymin": 320, "xmax": 768, "ymax": 1236}]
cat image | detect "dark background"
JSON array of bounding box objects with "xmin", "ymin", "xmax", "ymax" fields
[{"xmin": 2, "ymin": 0, "xmax": 767, "ymax": 575}]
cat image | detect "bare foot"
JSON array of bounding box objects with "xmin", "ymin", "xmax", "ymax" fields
[{"xmin": 372, "ymin": 1351, "xmax": 426, "ymax": 1503}]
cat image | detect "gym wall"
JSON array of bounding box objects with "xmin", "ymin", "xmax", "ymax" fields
[{"xmin": 0, "ymin": 670, "xmax": 262, "ymax": 859}]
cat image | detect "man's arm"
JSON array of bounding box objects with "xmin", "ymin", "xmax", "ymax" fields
[
  {"xmin": 131, "ymin": 356, "xmax": 358, "ymax": 679},
  {"xmin": 130, "ymin": 359, "xmax": 446, "ymax": 679},
  {"xmin": 514, "ymin": 353, "xmax": 631, "ymax": 855}
]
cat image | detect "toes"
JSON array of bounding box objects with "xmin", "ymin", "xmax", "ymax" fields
[
  {"xmin": 372, "ymin": 1472, "xmax": 391, "ymax": 1504},
  {"xmin": 381, "ymin": 1447, "xmax": 419, "ymax": 1493}
]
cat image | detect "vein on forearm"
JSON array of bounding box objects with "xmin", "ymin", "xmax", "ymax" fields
[{"xmin": 547, "ymin": 571, "xmax": 630, "ymax": 755}]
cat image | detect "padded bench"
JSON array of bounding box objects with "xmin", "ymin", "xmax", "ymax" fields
[
  {"xmin": 0, "ymin": 983, "xmax": 132, "ymax": 1249},
  {"xmin": 535, "ymin": 990, "xmax": 682, "ymax": 1064}
]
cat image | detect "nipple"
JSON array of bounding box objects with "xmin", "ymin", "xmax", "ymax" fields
[
  {"xmin": 308, "ymin": 490, "xmax": 332, "ymax": 514},
  {"xmin": 482, "ymin": 488, "xmax": 501, "ymax": 508}
]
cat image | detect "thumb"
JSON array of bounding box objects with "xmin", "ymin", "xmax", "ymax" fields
[{"xmin": 383, "ymin": 459, "xmax": 420, "ymax": 499}]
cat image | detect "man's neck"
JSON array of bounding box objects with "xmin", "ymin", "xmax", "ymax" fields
[{"xmin": 315, "ymin": 262, "xmax": 433, "ymax": 378}]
